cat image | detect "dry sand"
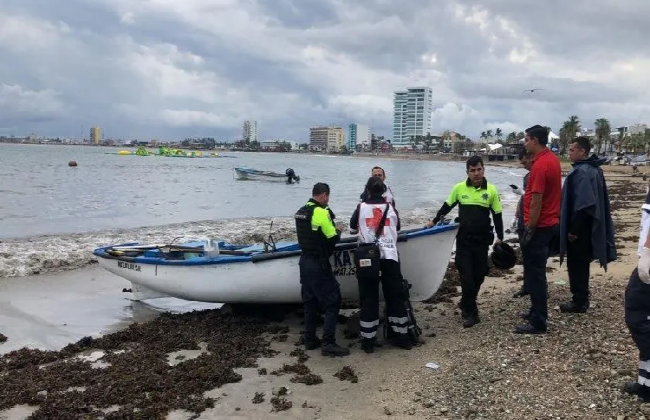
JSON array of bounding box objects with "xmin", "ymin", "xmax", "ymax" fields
[{"xmin": 1, "ymin": 164, "xmax": 649, "ymax": 420}]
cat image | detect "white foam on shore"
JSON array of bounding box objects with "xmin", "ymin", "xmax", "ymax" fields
[{"xmin": 0, "ymin": 203, "xmax": 517, "ymax": 279}]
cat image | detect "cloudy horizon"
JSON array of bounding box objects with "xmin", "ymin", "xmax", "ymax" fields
[{"xmin": 1, "ymin": 0, "xmax": 648, "ymax": 142}]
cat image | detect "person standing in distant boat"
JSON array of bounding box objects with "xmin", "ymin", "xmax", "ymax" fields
[
  {"xmin": 360, "ymin": 166, "xmax": 395, "ymax": 206},
  {"xmin": 425, "ymin": 155, "xmax": 504, "ymax": 328},
  {"xmin": 350, "ymin": 176, "xmax": 413, "ymax": 353},
  {"xmin": 294, "ymin": 183, "xmax": 350, "ymax": 357}
]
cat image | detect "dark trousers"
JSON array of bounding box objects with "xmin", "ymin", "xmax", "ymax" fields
[
  {"xmin": 567, "ymin": 237, "xmax": 593, "ymax": 306},
  {"xmin": 299, "ymin": 255, "xmax": 341, "ymax": 344},
  {"xmin": 455, "ymin": 236, "xmax": 489, "ymax": 317},
  {"xmin": 517, "ymin": 230, "xmax": 527, "ymax": 293},
  {"xmin": 625, "ymin": 269, "xmax": 650, "ymax": 389},
  {"xmin": 358, "ymin": 259, "xmax": 409, "ymax": 340},
  {"xmin": 522, "ymin": 225, "xmax": 558, "ymax": 330}
]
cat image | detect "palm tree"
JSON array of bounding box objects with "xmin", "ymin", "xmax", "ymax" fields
[
  {"xmin": 594, "ymin": 118, "xmax": 611, "ymax": 155},
  {"xmin": 506, "ymin": 132, "xmax": 516, "ymax": 142},
  {"xmin": 495, "ymin": 128, "xmax": 503, "ymax": 142},
  {"xmin": 626, "ymin": 133, "xmax": 646, "ymax": 155},
  {"xmin": 486, "ymin": 129, "xmax": 493, "ymax": 140},
  {"xmin": 480, "ymin": 131, "xmax": 487, "ymax": 140},
  {"xmin": 560, "ymin": 115, "xmax": 580, "ymax": 155}
]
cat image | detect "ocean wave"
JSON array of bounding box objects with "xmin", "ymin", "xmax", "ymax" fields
[{"xmin": 0, "ymin": 205, "xmax": 516, "ymax": 279}]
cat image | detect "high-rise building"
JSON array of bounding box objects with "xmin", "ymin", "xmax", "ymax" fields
[
  {"xmin": 90, "ymin": 127, "xmax": 101, "ymax": 145},
  {"xmin": 309, "ymin": 126, "xmax": 345, "ymax": 152},
  {"xmin": 392, "ymin": 87, "xmax": 433, "ymax": 146},
  {"xmin": 242, "ymin": 120, "xmax": 258, "ymax": 142},
  {"xmin": 348, "ymin": 123, "xmax": 370, "ymax": 151}
]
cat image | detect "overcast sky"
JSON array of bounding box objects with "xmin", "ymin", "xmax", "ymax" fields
[{"xmin": 1, "ymin": 0, "xmax": 648, "ymax": 142}]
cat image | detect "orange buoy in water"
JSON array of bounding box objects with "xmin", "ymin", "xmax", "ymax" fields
[{"xmin": 68, "ymin": 160, "xmax": 77, "ymax": 167}]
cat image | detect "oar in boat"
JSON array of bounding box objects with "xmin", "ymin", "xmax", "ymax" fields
[{"xmin": 109, "ymin": 244, "xmax": 251, "ymax": 256}]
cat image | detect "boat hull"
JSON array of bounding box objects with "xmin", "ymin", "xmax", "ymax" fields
[
  {"xmin": 234, "ymin": 168, "xmax": 290, "ymax": 182},
  {"xmin": 95, "ymin": 225, "xmax": 457, "ymax": 304}
]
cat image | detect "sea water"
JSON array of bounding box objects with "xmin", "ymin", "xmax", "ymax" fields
[{"xmin": 0, "ymin": 144, "xmax": 525, "ymax": 278}]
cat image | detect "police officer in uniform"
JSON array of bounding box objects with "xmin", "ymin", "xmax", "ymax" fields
[
  {"xmin": 426, "ymin": 156, "xmax": 504, "ymax": 328},
  {"xmin": 624, "ymin": 183, "xmax": 650, "ymax": 401},
  {"xmin": 294, "ymin": 182, "xmax": 350, "ymax": 357}
]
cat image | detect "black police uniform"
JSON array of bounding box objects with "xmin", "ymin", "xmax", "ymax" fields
[
  {"xmin": 430, "ymin": 177, "xmax": 504, "ymax": 327},
  {"xmin": 294, "ymin": 199, "xmax": 349, "ymax": 356}
]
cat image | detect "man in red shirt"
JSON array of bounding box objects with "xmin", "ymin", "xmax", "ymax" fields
[{"xmin": 516, "ymin": 125, "xmax": 562, "ymax": 334}]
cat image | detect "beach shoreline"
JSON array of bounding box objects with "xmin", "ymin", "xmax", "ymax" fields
[{"xmin": 1, "ymin": 168, "xmax": 649, "ymax": 419}]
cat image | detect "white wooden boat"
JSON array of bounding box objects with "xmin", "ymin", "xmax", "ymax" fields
[
  {"xmin": 93, "ymin": 224, "xmax": 458, "ymax": 304},
  {"xmin": 234, "ymin": 167, "xmax": 300, "ymax": 183}
]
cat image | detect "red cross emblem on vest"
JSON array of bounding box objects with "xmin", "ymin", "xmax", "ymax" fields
[{"xmin": 365, "ymin": 207, "xmax": 390, "ymax": 230}]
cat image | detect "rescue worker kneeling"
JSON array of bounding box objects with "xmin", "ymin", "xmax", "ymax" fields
[
  {"xmin": 350, "ymin": 176, "xmax": 413, "ymax": 353},
  {"xmin": 294, "ymin": 182, "xmax": 350, "ymax": 357}
]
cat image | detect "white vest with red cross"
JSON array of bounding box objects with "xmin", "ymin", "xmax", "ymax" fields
[{"xmin": 356, "ymin": 202, "xmax": 399, "ymax": 262}]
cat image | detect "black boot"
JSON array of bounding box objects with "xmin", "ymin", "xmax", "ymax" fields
[
  {"xmin": 391, "ymin": 334, "xmax": 413, "ymax": 350},
  {"xmin": 559, "ymin": 301, "xmax": 588, "ymax": 313},
  {"xmin": 623, "ymin": 381, "xmax": 650, "ymax": 402},
  {"xmin": 321, "ymin": 342, "xmax": 350, "ymax": 357},
  {"xmin": 304, "ymin": 337, "xmax": 321, "ymax": 350},
  {"xmin": 361, "ymin": 339, "xmax": 376, "ymax": 354},
  {"xmin": 514, "ymin": 322, "xmax": 546, "ymax": 334},
  {"xmin": 462, "ymin": 313, "xmax": 480, "ymax": 328},
  {"xmin": 512, "ymin": 287, "xmax": 529, "ymax": 298}
]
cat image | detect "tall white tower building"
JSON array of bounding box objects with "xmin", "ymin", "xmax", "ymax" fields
[{"xmin": 392, "ymin": 87, "xmax": 433, "ymax": 146}]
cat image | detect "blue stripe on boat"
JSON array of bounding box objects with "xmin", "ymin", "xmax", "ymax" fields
[{"xmin": 93, "ymin": 224, "xmax": 458, "ymax": 266}]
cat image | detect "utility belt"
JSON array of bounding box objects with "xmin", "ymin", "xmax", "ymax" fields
[{"xmin": 457, "ymin": 228, "xmax": 494, "ymax": 245}]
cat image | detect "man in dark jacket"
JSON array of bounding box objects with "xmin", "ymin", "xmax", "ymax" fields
[{"xmin": 559, "ymin": 136, "xmax": 617, "ymax": 313}]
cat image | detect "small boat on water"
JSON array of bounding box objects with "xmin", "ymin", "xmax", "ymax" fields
[
  {"xmin": 234, "ymin": 167, "xmax": 300, "ymax": 183},
  {"xmin": 92, "ymin": 224, "xmax": 458, "ymax": 304}
]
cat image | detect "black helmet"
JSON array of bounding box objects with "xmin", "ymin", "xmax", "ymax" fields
[
  {"xmin": 490, "ymin": 242, "xmax": 517, "ymax": 270},
  {"xmin": 286, "ymin": 168, "xmax": 295, "ymax": 176}
]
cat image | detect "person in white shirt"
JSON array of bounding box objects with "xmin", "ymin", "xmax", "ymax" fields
[
  {"xmin": 359, "ymin": 166, "xmax": 395, "ymax": 206},
  {"xmin": 624, "ymin": 182, "xmax": 650, "ymax": 402},
  {"xmin": 350, "ymin": 176, "xmax": 412, "ymax": 353}
]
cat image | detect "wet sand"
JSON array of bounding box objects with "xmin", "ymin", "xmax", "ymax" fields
[
  {"xmin": 1, "ymin": 166, "xmax": 650, "ymax": 419},
  {"xmin": 0, "ymin": 267, "xmax": 222, "ymax": 354}
]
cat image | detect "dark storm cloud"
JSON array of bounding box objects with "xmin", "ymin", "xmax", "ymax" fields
[{"xmin": 0, "ymin": 0, "xmax": 648, "ymax": 140}]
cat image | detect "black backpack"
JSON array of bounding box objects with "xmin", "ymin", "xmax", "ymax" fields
[{"xmin": 383, "ymin": 277, "xmax": 422, "ymax": 345}]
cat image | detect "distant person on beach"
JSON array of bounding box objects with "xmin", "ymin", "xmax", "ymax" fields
[
  {"xmin": 623, "ymin": 183, "xmax": 650, "ymax": 402},
  {"xmin": 294, "ymin": 182, "xmax": 350, "ymax": 357},
  {"xmin": 512, "ymin": 148, "xmax": 534, "ymax": 299},
  {"xmin": 558, "ymin": 136, "xmax": 616, "ymax": 313},
  {"xmin": 360, "ymin": 166, "xmax": 395, "ymax": 206},
  {"xmin": 350, "ymin": 176, "xmax": 413, "ymax": 353},
  {"xmin": 516, "ymin": 125, "xmax": 561, "ymax": 335},
  {"xmin": 425, "ymin": 155, "xmax": 504, "ymax": 328}
]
